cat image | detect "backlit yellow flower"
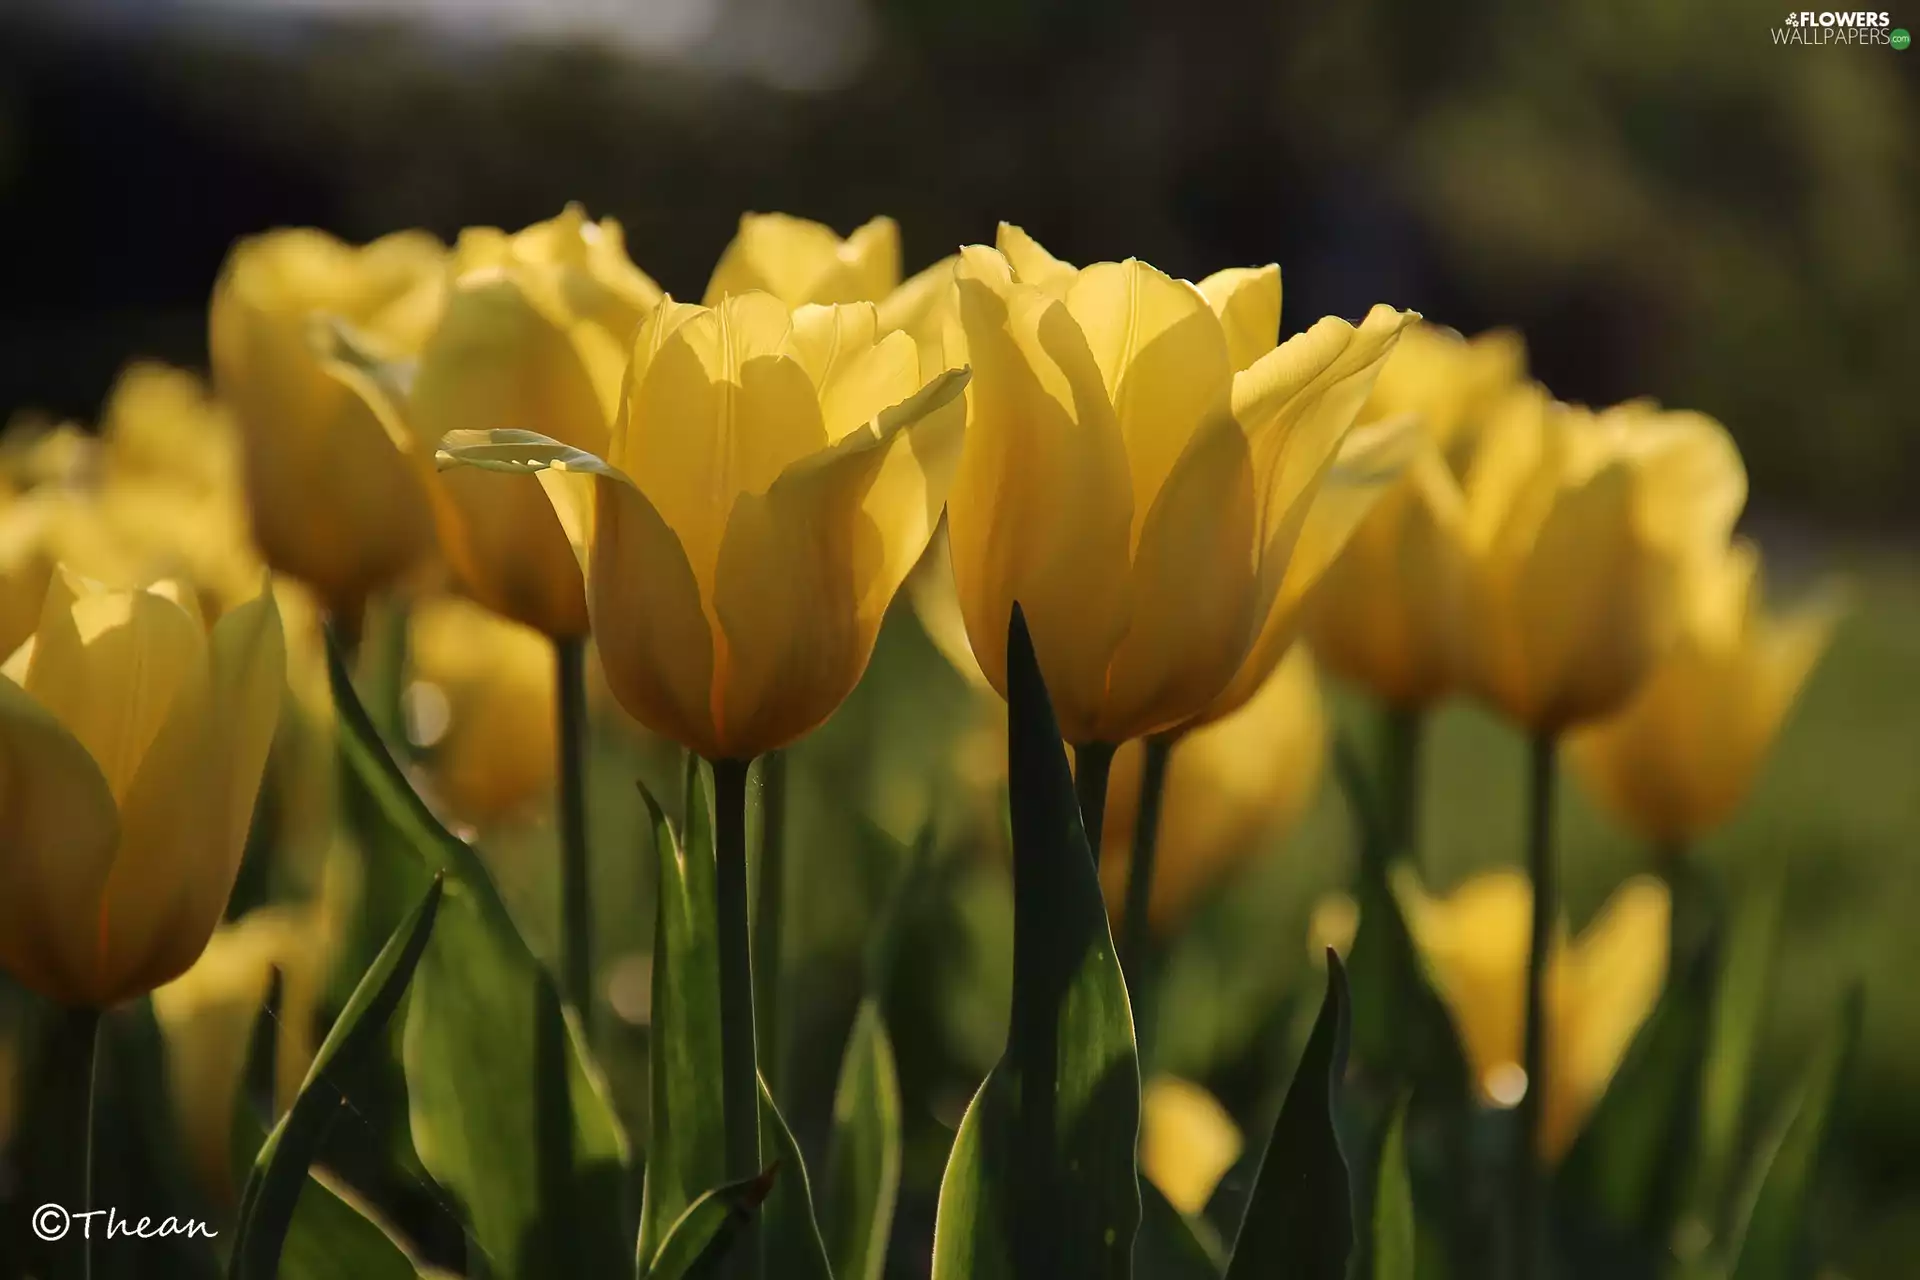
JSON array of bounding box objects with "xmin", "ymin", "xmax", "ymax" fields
[
  {"xmin": 1454, "ymin": 389, "xmax": 1746, "ymax": 732},
  {"xmin": 704, "ymin": 212, "xmax": 901, "ymax": 307},
  {"xmin": 1140, "ymin": 1076, "xmax": 1244, "ymax": 1217},
  {"xmin": 1568, "ymin": 541, "xmax": 1838, "ymax": 847},
  {"xmin": 1099, "ymin": 646, "xmax": 1325, "ymax": 934},
  {"xmin": 0, "ymin": 571, "xmax": 284, "ymax": 1007},
  {"xmin": 406, "ymin": 209, "xmax": 660, "ymax": 638},
  {"xmin": 210, "ymin": 227, "xmax": 446, "ymax": 617},
  {"xmin": 1394, "ymin": 870, "xmax": 1668, "ymax": 1161},
  {"xmin": 1304, "ymin": 325, "xmax": 1524, "ymax": 707},
  {"xmin": 946, "ymin": 224, "xmax": 1414, "ymax": 744}
]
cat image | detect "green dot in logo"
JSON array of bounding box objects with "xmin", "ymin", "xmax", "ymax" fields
[{"xmin": 1894, "ymin": 27, "xmax": 1912, "ymax": 49}]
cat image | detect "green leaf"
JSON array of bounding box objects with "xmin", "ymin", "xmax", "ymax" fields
[
  {"xmin": 1726, "ymin": 990, "xmax": 1861, "ymax": 1280},
  {"xmin": 641, "ymin": 1171, "xmax": 775, "ymax": 1280},
  {"xmin": 274, "ymin": 1173, "xmax": 432, "ymax": 1280},
  {"xmin": 930, "ymin": 604, "xmax": 1142, "ymax": 1280},
  {"xmin": 435, "ymin": 427, "xmax": 627, "ymax": 478},
  {"xmin": 1372, "ymin": 1104, "xmax": 1415, "ymax": 1280},
  {"xmin": 1137, "ymin": 1179, "xmax": 1225, "ymax": 1279},
  {"xmin": 1556, "ymin": 936, "xmax": 1717, "ymax": 1243},
  {"xmin": 1688, "ymin": 874, "xmax": 1783, "ymax": 1227},
  {"xmin": 328, "ymin": 632, "xmax": 633, "ymax": 1279},
  {"xmin": 760, "ymin": 1078, "xmax": 835, "ymax": 1280},
  {"xmin": 635, "ymin": 772, "xmax": 727, "ymax": 1259},
  {"xmin": 1222, "ymin": 954, "xmax": 1353, "ymax": 1280},
  {"xmin": 230, "ymin": 877, "xmax": 443, "ymax": 1280},
  {"xmin": 823, "ymin": 1001, "xmax": 904, "ymax": 1280}
]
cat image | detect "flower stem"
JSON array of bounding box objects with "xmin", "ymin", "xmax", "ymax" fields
[
  {"xmin": 710, "ymin": 756, "xmax": 763, "ymax": 1278},
  {"xmin": 1381, "ymin": 705, "xmax": 1427, "ymax": 871},
  {"xmin": 1515, "ymin": 732, "xmax": 1557, "ymax": 1280},
  {"xmin": 1119, "ymin": 735, "xmax": 1175, "ymax": 1050},
  {"xmin": 1072, "ymin": 741, "xmax": 1118, "ymax": 863},
  {"xmin": 752, "ymin": 751, "xmax": 789, "ymax": 1103},
  {"xmin": 555, "ymin": 637, "xmax": 593, "ymax": 1025},
  {"xmin": 77, "ymin": 1007, "xmax": 103, "ymax": 1280}
]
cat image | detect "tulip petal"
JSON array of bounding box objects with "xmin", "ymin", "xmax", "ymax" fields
[
  {"xmin": 0, "ymin": 676, "xmax": 122, "ymax": 1005},
  {"xmin": 97, "ymin": 583, "xmax": 285, "ymax": 1003},
  {"xmin": 1556, "ymin": 878, "xmax": 1668, "ymax": 1157},
  {"xmin": 878, "ymin": 255, "xmax": 967, "ymax": 378},
  {"xmin": 429, "ymin": 467, "xmax": 590, "ymax": 638},
  {"xmin": 1197, "ymin": 265, "xmax": 1282, "ymax": 373},
  {"xmin": 995, "ymin": 223, "xmax": 1078, "ymax": 295},
  {"xmin": 590, "ymin": 474, "xmax": 719, "ymax": 757},
  {"xmin": 704, "ymin": 213, "xmax": 900, "ymax": 307},
  {"xmin": 948, "ymin": 267, "xmax": 1133, "ymax": 739}
]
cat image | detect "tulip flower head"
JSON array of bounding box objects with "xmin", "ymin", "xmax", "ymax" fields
[
  {"xmin": 946, "ymin": 224, "xmax": 1416, "ymax": 745},
  {"xmin": 0, "ymin": 570, "xmax": 284, "ymax": 1007},
  {"xmin": 1454, "ymin": 390, "xmax": 1747, "ymax": 732},
  {"xmin": 442, "ymin": 290, "xmax": 970, "ymax": 761},
  {"xmin": 1569, "ymin": 541, "xmax": 1839, "ymax": 848},
  {"xmin": 1140, "ymin": 1076, "xmax": 1244, "ymax": 1217},
  {"xmin": 704, "ymin": 212, "xmax": 901, "ymax": 307},
  {"xmin": 210, "ymin": 227, "xmax": 447, "ymax": 618}
]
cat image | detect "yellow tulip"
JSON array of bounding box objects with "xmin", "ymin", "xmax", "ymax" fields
[
  {"xmin": 445, "ymin": 291, "xmax": 970, "ymax": 760},
  {"xmin": 411, "ymin": 207, "xmax": 661, "ymax": 638},
  {"xmin": 1385, "ymin": 870, "xmax": 1669, "ymax": 1162},
  {"xmin": 1303, "ymin": 326, "xmax": 1524, "ymax": 707},
  {"xmin": 0, "ymin": 570, "xmax": 284, "ymax": 1007},
  {"xmin": 406, "ymin": 595, "xmax": 558, "ymax": 824},
  {"xmin": 210, "ymin": 227, "xmax": 446, "ymax": 618},
  {"xmin": 1568, "ymin": 541, "xmax": 1838, "ymax": 848},
  {"xmin": 1098, "ymin": 646, "xmax": 1325, "ymax": 934},
  {"xmin": 704, "ymin": 212, "xmax": 901, "ymax": 307},
  {"xmin": 1454, "ymin": 388, "xmax": 1747, "ymax": 732},
  {"xmin": 946, "ymin": 223, "xmax": 1415, "ymax": 744},
  {"xmin": 151, "ymin": 906, "xmax": 329, "ymax": 1205},
  {"xmin": 1140, "ymin": 1076, "xmax": 1244, "ymax": 1217}
]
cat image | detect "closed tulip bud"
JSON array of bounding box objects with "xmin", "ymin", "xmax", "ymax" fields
[
  {"xmin": 1098, "ymin": 646, "xmax": 1325, "ymax": 934},
  {"xmin": 1568, "ymin": 542, "xmax": 1838, "ymax": 848},
  {"xmin": 446, "ymin": 291, "xmax": 970, "ymax": 760},
  {"xmin": 1139, "ymin": 1076, "xmax": 1244, "ymax": 1217},
  {"xmin": 1455, "ymin": 389, "xmax": 1747, "ymax": 732},
  {"xmin": 0, "ymin": 570, "xmax": 284, "ymax": 1007},
  {"xmin": 704, "ymin": 212, "xmax": 901, "ymax": 307},
  {"xmin": 1302, "ymin": 325, "xmax": 1523, "ymax": 707},
  {"xmin": 1369, "ymin": 871, "xmax": 1669, "ymax": 1162},
  {"xmin": 947, "ymin": 224, "xmax": 1415, "ymax": 744},
  {"xmin": 405, "ymin": 595, "xmax": 558, "ymax": 824},
  {"xmin": 210, "ymin": 227, "xmax": 446, "ymax": 618},
  {"xmin": 412, "ymin": 207, "xmax": 661, "ymax": 638}
]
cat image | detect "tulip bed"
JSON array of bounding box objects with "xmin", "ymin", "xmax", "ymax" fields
[{"xmin": 0, "ymin": 211, "xmax": 1871, "ymax": 1279}]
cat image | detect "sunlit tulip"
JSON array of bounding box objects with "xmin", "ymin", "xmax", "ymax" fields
[
  {"xmin": 1454, "ymin": 389, "xmax": 1747, "ymax": 732},
  {"xmin": 152, "ymin": 906, "xmax": 329, "ymax": 1204},
  {"xmin": 704, "ymin": 212, "xmax": 901, "ymax": 307},
  {"xmin": 1375, "ymin": 870, "xmax": 1669, "ymax": 1161},
  {"xmin": 0, "ymin": 571, "xmax": 284, "ymax": 1007},
  {"xmin": 1568, "ymin": 542, "xmax": 1838, "ymax": 848},
  {"xmin": 210, "ymin": 227, "xmax": 446, "ymax": 618},
  {"xmin": 1304, "ymin": 326, "xmax": 1524, "ymax": 707},
  {"xmin": 1140, "ymin": 1076, "xmax": 1244, "ymax": 1217},
  {"xmin": 406, "ymin": 595, "xmax": 558, "ymax": 824},
  {"xmin": 1098, "ymin": 646, "xmax": 1325, "ymax": 933},
  {"xmin": 445, "ymin": 291, "xmax": 969, "ymax": 761},
  {"xmin": 946, "ymin": 224, "xmax": 1415, "ymax": 744},
  {"xmin": 410, "ymin": 207, "xmax": 663, "ymax": 638}
]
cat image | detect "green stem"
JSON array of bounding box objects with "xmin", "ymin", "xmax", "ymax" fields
[
  {"xmin": 752, "ymin": 751, "xmax": 789, "ymax": 1102},
  {"xmin": 1381, "ymin": 705, "xmax": 1427, "ymax": 871},
  {"xmin": 1119, "ymin": 735, "xmax": 1175, "ymax": 1036},
  {"xmin": 1072, "ymin": 741, "xmax": 1118, "ymax": 863},
  {"xmin": 77, "ymin": 1007, "xmax": 102, "ymax": 1280},
  {"xmin": 555, "ymin": 637, "xmax": 593, "ymax": 1024},
  {"xmin": 1516, "ymin": 733, "xmax": 1557, "ymax": 1280},
  {"xmin": 1658, "ymin": 846, "xmax": 1714, "ymax": 970},
  {"xmin": 710, "ymin": 757, "xmax": 763, "ymax": 1279}
]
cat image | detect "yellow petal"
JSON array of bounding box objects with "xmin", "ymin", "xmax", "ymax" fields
[
  {"xmin": 589, "ymin": 475, "xmax": 719, "ymax": 757},
  {"xmin": 97, "ymin": 583, "xmax": 284, "ymax": 1003},
  {"xmin": 878, "ymin": 254, "xmax": 967, "ymax": 379},
  {"xmin": 704, "ymin": 213, "xmax": 900, "ymax": 307},
  {"xmin": 428, "ymin": 466, "xmax": 589, "ymax": 639},
  {"xmin": 1140, "ymin": 1077, "xmax": 1244, "ymax": 1217},
  {"xmin": 947, "ymin": 266, "xmax": 1133, "ymax": 742},
  {"xmin": 995, "ymin": 223, "xmax": 1079, "ymax": 295},
  {"xmin": 1550, "ymin": 878, "xmax": 1668, "ymax": 1160},
  {"xmin": 0, "ymin": 675, "xmax": 122, "ymax": 1005},
  {"xmin": 1196, "ymin": 265, "xmax": 1282, "ymax": 373}
]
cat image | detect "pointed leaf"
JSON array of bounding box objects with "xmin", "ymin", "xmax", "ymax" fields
[
  {"xmin": 1138, "ymin": 1178, "xmax": 1225, "ymax": 1279},
  {"xmin": 229, "ymin": 877, "xmax": 443, "ymax": 1279},
  {"xmin": 1688, "ymin": 874, "xmax": 1783, "ymax": 1226},
  {"xmin": 1222, "ymin": 954, "xmax": 1353, "ymax": 1280},
  {"xmin": 275, "ymin": 1173, "xmax": 433, "ymax": 1280},
  {"xmin": 760, "ymin": 1078, "xmax": 835, "ymax": 1280},
  {"xmin": 931, "ymin": 604, "xmax": 1142, "ymax": 1280},
  {"xmin": 823, "ymin": 1001, "xmax": 904, "ymax": 1280},
  {"xmin": 1372, "ymin": 1104, "xmax": 1415, "ymax": 1280},
  {"xmin": 641, "ymin": 1170, "xmax": 775, "ymax": 1280}
]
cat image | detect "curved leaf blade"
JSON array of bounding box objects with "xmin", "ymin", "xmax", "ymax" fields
[
  {"xmin": 643, "ymin": 1171, "xmax": 775, "ymax": 1280},
  {"xmin": 823, "ymin": 1001, "xmax": 903, "ymax": 1280},
  {"xmin": 1372, "ymin": 1104, "xmax": 1414, "ymax": 1280}
]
